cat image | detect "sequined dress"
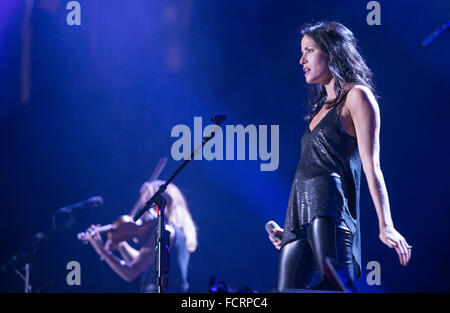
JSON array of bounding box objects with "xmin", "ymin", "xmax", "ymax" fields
[{"xmin": 281, "ymin": 99, "xmax": 362, "ymax": 277}]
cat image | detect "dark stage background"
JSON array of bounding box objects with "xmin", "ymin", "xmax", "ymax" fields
[{"xmin": 1, "ymin": 0, "xmax": 449, "ymax": 292}]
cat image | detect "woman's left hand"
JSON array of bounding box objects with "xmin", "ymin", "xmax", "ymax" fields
[
  {"xmin": 87, "ymin": 224, "xmax": 106, "ymax": 256},
  {"xmin": 379, "ymin": 226, "xmax": 412, "ymax": 266}
]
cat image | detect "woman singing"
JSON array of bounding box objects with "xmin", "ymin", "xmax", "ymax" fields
[{"xmin": 269, "ymin": 21, "xmax": 412, "ymax": 291}]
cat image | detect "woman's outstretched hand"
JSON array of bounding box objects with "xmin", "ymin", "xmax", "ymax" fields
[
  {"xmin": 379, "ymin": 226, "xmax": 412, "ymax": 266},
  {"xmin": 268, "ymin": 227, "xmax": 284, "ymax": 250}
]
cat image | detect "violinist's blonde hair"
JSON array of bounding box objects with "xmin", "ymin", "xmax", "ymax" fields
[{"xmin": 139, "ymin": 180, "xmax": 198, "ymax": 252}]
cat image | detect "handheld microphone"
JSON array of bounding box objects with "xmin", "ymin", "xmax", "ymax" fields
[{"xmin": 265, "ymin": 220, "xmax": 282, "ymax": 241}]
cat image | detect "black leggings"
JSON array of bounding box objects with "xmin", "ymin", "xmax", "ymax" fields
[{"xmin": 278, "ymin": 216, "xmax": 354, "ymax": 291}]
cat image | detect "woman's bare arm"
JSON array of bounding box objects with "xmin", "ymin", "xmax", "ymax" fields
[
  {"xmin": 89, "ymin": 232, "xmax": 155, "ymax": 282},
  {"xmin": 346, "ymin": 85, "xmax": 411, "ymax": 266},
  {"xmin": 117, "ymin": 242, "xmax": 140, "ymax": 263}
]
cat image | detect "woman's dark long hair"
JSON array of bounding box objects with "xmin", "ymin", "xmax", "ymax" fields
[{"xmin": 300, "ymin": 21, "xmax": 378, "ymax": 120}]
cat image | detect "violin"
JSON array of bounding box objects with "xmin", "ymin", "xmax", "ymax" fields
[
  {"xmin": 77, "ymin": 158, "xmax": 167, "ymax": 248},
  {"xmin": 77, "ymin": 213, "xmax": 157, "ymax": 247}
]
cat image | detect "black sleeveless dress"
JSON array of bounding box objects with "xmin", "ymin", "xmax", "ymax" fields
[{"xmin": 281, "ymin": 98, "xmax": 362, "ymax": 278}]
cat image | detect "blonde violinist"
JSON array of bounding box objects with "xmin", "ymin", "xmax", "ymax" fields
[{"xmin": 82, "ymin": 180, "xmax": 198, "ymax": 292}]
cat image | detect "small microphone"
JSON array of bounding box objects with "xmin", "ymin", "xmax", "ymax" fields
[
  {"xmin": 1, "ymin": 232, "xmax": 48, "ymax": 271},
  {"xmin": 265, "ymin": 220, "xmax": 282, "ymax": 241},
  {"xmin": 1, "ymin": 255, "xmax": 18, "ymax": 272},
  {"xmin": 57, "ymin": 196, "xmax": 104, "ymax": 214}
]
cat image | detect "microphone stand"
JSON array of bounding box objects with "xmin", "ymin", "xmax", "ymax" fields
[
  {"xmin": 24, "ymin": 263, "xmax": 30, "ymax": 293},
  {"xmin": 133, "ymin": 114, "xmax": 226, "ymax": 293},
  {"xmin": 2, "ymin": 197, "xmax": 104, "ymax": 293},
  {"xmin": 1, "ymin": 232, "xmax": 47, "ymax": 293}
]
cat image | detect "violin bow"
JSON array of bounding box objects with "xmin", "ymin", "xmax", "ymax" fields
[{"xmin": 129, "ymin": 157, "xmax": 167, "ymax": 216}]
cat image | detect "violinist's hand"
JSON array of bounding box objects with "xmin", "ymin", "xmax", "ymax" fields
[
  {"xmin": 104, "ymin": 239, "xmax": 119, "ymax": 251},
  {"xmin": 268, "ymin": 228, "xmax": 284, "ymax": 251},
  {"xmin": 87, "ymin": 224, "xmax": 106, "ymax": 256},
  {"xmin": 379, "ymin": 226, "xmax": 412, "ymax": 266}
]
